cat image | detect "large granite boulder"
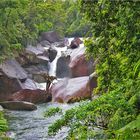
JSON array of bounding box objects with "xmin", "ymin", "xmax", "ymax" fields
[
  {"xmin": 69, "ymin": 46, "xmax": 94, "ymax": 77},
  {"xmin": 69, "ymin": 38, "xmax": 83, "ymax": 49},
  {"xmin": 17, "ymin": 45, "xmax": 57, "ymax": 83},
  {"xmin": 24, "ymin": 45, "xmax": 49, "ymax": 65},
  {"xmin": 0, "ymin": 76, "xmax": 44, "ymax": 102},
  {"xmin": 0, "ymin": 59, "xmax": 27, "ymax": 81},
  {"xmin": 39, "ymin": 40, "xmax": 51, "ymax": 48},
  {"xmin": 56, "ymin": 54, "xmax": 71, "ymax": 78},
  {"xmin": 0, "ymin": 59, "xmax": 28, "ymax": 101},
  {"xmin": 0, "ymin": 101, "xmax": 37, "ymax": 111},
  {"xmin": 0, "ymin": 75, "xmax": 22, "ymax": 99},
  {"xmin": 8, "ymin": 89, "xmax": 51, "ymax": 104},
  {"xmin": 21, "ymin": 79, "xmax": 41, "ymax": 90},
  {"xmin": 51, "ymin": 74, "xmax": 97, "ymax": 103},
  {"xmin": 40, "ymin": 31, "xmax": 61, "ymax": 43},
  {"xmin": 24, "ymin": 65, "xmax": 49, "ymax": 83},
  {"xmin": 0, "ymin": 60, "xmax": 44, "ymax": 101},
  {"xmin": 16, "ymin": 45, "xmax": 51, "ymax": 66},
  {"xmin": 48, "ymin": 47, "xmax": 57, "ymax": 62}
]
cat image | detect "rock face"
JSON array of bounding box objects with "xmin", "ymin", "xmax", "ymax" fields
[
  {"xmin": 17, "ymin": 45, "xmax": 53, "ymax": 67},
  {"xmin": 24, "ymin": 45, "xmax": 50, "ymax": 65},
  {"xmin": 0, "ymin": 59, "xmax": 27, "ymax": 100},
  {"xmin": 51, "ymin": 75, "xmax": 97, "ymax": 103},
  {"xmin": 69, "ymin": 46, "xmax": 94, "ymax": 77},
  {"xmin": 0, "ymin": 76, "xmax": 22, "ymax": 97},
  {"xmin": 16, "ymin": 45, "xmax": 57, "ymax": 83},
  {"xmin": 40, "ymin": 31, "xmax": 61, "ymax": 43},
  {"xmin": 69, "ymin": 38, "xmax": 83, "ymax": 49},
  {"xmin": 24, "ymin": 65, "xmax": 49, "ymax": 83},
  {"xmin": 8, "ymin": 89, "xmax": 51, "ymax": 104},
  {"xmin": 21, "ymin": 79, "xmax": 40, "ymax": 90},
  {"xmin": 0, "ymin": 77, "xmax": 43, "ymax": 102},
  {"xmin": 48, "ymin": 47, "xmax": 57, "ymax": 62},
  {"xmin": 0, "ymin": 101, "xmax": 37, "ymax": 111},
  {"xmin": 56, "ymin": 42, "xmax": 94, "ymax": 78},
  {"xmin": 56, "ymin": 55, "xmax": 71, "ymax": 78},
  {"xmin": 39, "ymin": 40, "xmax": 51, "ymax": 48},
  {"xmin": 0, "ymin": 59, "xmax": 46, "ymax": 101},
  {"xmin": 0, "ymin": 59, "xmax": 27, "ymax": 81}
]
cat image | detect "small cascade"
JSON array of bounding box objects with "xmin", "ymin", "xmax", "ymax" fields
[
  {"xmin": 48, "ymin": 46, "xmax": 67, "ymax": 76},
  {"xmin": 48, "ymin": 38, "xmax": 74, "ymax": 76}
]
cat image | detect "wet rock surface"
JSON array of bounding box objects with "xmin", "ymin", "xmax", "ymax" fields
[
  {"xmin": 16, "ymin": 45, "xmax": 56, "ymax": 83},
  {"xmin": 48, "ymin": 47, "xmax": 57, "ymax": 62},
  {"xmin": 0, "ymin": 59, "xmax": 27, "ymax": 80},
  {"xmin": 51, "ymin": 75, "xmax": 97, "ymax": 103},
  {"xmin": 69, "ymin": 45, "xmax": 94, "ymax": 77},
  {"xmin": 40, "ymin": 31, "xmax": 61, "ymax": 43},
  {"xmin": 0, "ymin": 75, "xmax": 23, "ymax": 100},
  {"xmin": 69, "ymin": 38, "xmax": 83, "ymax": 49},
  {"xmin": 24, "ymin": 65, "xmax": 49, "ymax": 83},
  {"xmin": 25, "ymin": 46, "xmax": 49, "ymax": 64},
  {"xmin": 8, "ymin": 89, "xmax": 51, "ymax": 104},
  {"xmin": 21, "ymin": 79, "xmax": 40, "ymax": 90},
  {"xmin": 56, "ymin": 55, "xmax": 71, "ymax": 78},
  {"xmin": 0, "ymin": 101, "xmax": 37, "ymax": 111}
]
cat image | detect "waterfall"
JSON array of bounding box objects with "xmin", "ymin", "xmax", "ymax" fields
[
  {"xmin": 37, "ymin": 37, "xmax": 84, "ymax": 90},
  {"xmin": 36, "ymin": 38, "xmax": 74, "ymax": 90},
  {"xmin": 48, "ymin": 46, "xmax": 67, "ymax": 76},
  {"xmin": 48, "ymin": 38, "xmax": 74, "ymax": 76}
]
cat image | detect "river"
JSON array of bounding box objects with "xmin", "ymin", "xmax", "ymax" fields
[{"xmin": 5, "ymin": 102, "xmax": 79, "ymax": 140}]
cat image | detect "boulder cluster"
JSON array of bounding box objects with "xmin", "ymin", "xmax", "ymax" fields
[{"xmin": 0, "ymin": 31, "xmax": 97, "ymax": 110}]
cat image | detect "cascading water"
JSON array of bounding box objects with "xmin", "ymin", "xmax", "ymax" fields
[
  {"xmin": 49, "ymin": 46, "xmax": 67, "ymax": 76},
  {"xmin": 49, "ymin": 38, "xmax": 74, "ymax": 76},
  {"xmin": 5, "ymin": 38, "xmax": 82, "ymax": 140}
]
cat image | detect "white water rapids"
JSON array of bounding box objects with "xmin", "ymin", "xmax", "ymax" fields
[{"xmin": 5, "ymin": 102, "xmax": 80, "ymax": 140}]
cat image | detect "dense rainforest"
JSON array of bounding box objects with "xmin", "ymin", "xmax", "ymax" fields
[
  {"xmin": 48, "ymin": 0, "xmax": 140, "ymax": 139},
  {"xmin": 0, "ymin": 0, "xmax": 90, "ymax": 62},
  {"xmin": 0, "ymin": 0, "xmax": 140, "ymax": 139}
]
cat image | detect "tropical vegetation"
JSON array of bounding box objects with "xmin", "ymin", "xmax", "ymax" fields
[
  {"xmin": 0, "ymin": 0, "xmax": 140, "ymax": 139},
  {"xmin": 44, "ymin": 107, "xmax": 62, "ymax": 118},
  {"xmin": 0, "ymin": 111, "xmax": 8, "ymax": 139},
  {"xmin": 48, "ymin": 0, "xmax": 140, "ymax": 139},
  {"xmin": 0, "ymin": 0, "xmax": 89, "ymax": 62}
]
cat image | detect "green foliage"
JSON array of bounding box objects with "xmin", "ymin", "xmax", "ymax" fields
[
  {"xmin": 81, "ymin": 0, "xmax": 140, "ymax": 94},
  {"xmin": 0, "ymin": 0, "xmax": 87, "ymax": 62},
  {"xmin": 48, "ymin": 82, "xmax": 140, "ymax": 139},
  {"xmin": 0, "ymin": 0, "xmax": 44, "ymax": 61},
  {"xmin": 44, "ymin": 107, "xmax": 62, "ymax": 118},
  {"xmin": 48, "ymin": 118, "xmax": 66, "ymax": 136},
  {"xmin": 48, "ymin": 0, "xmax": 140, "ymax": 139},
  {"xmin": 116, "ymin": 115, "xmax": 140, "ymax": 140},
  {"xmin": 63, "ymin": 0, "xmax": 92, "ymax": 37},
  {"xmin": 0, "ymin": 111, "xmax": 8, "ymax": 139}
]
